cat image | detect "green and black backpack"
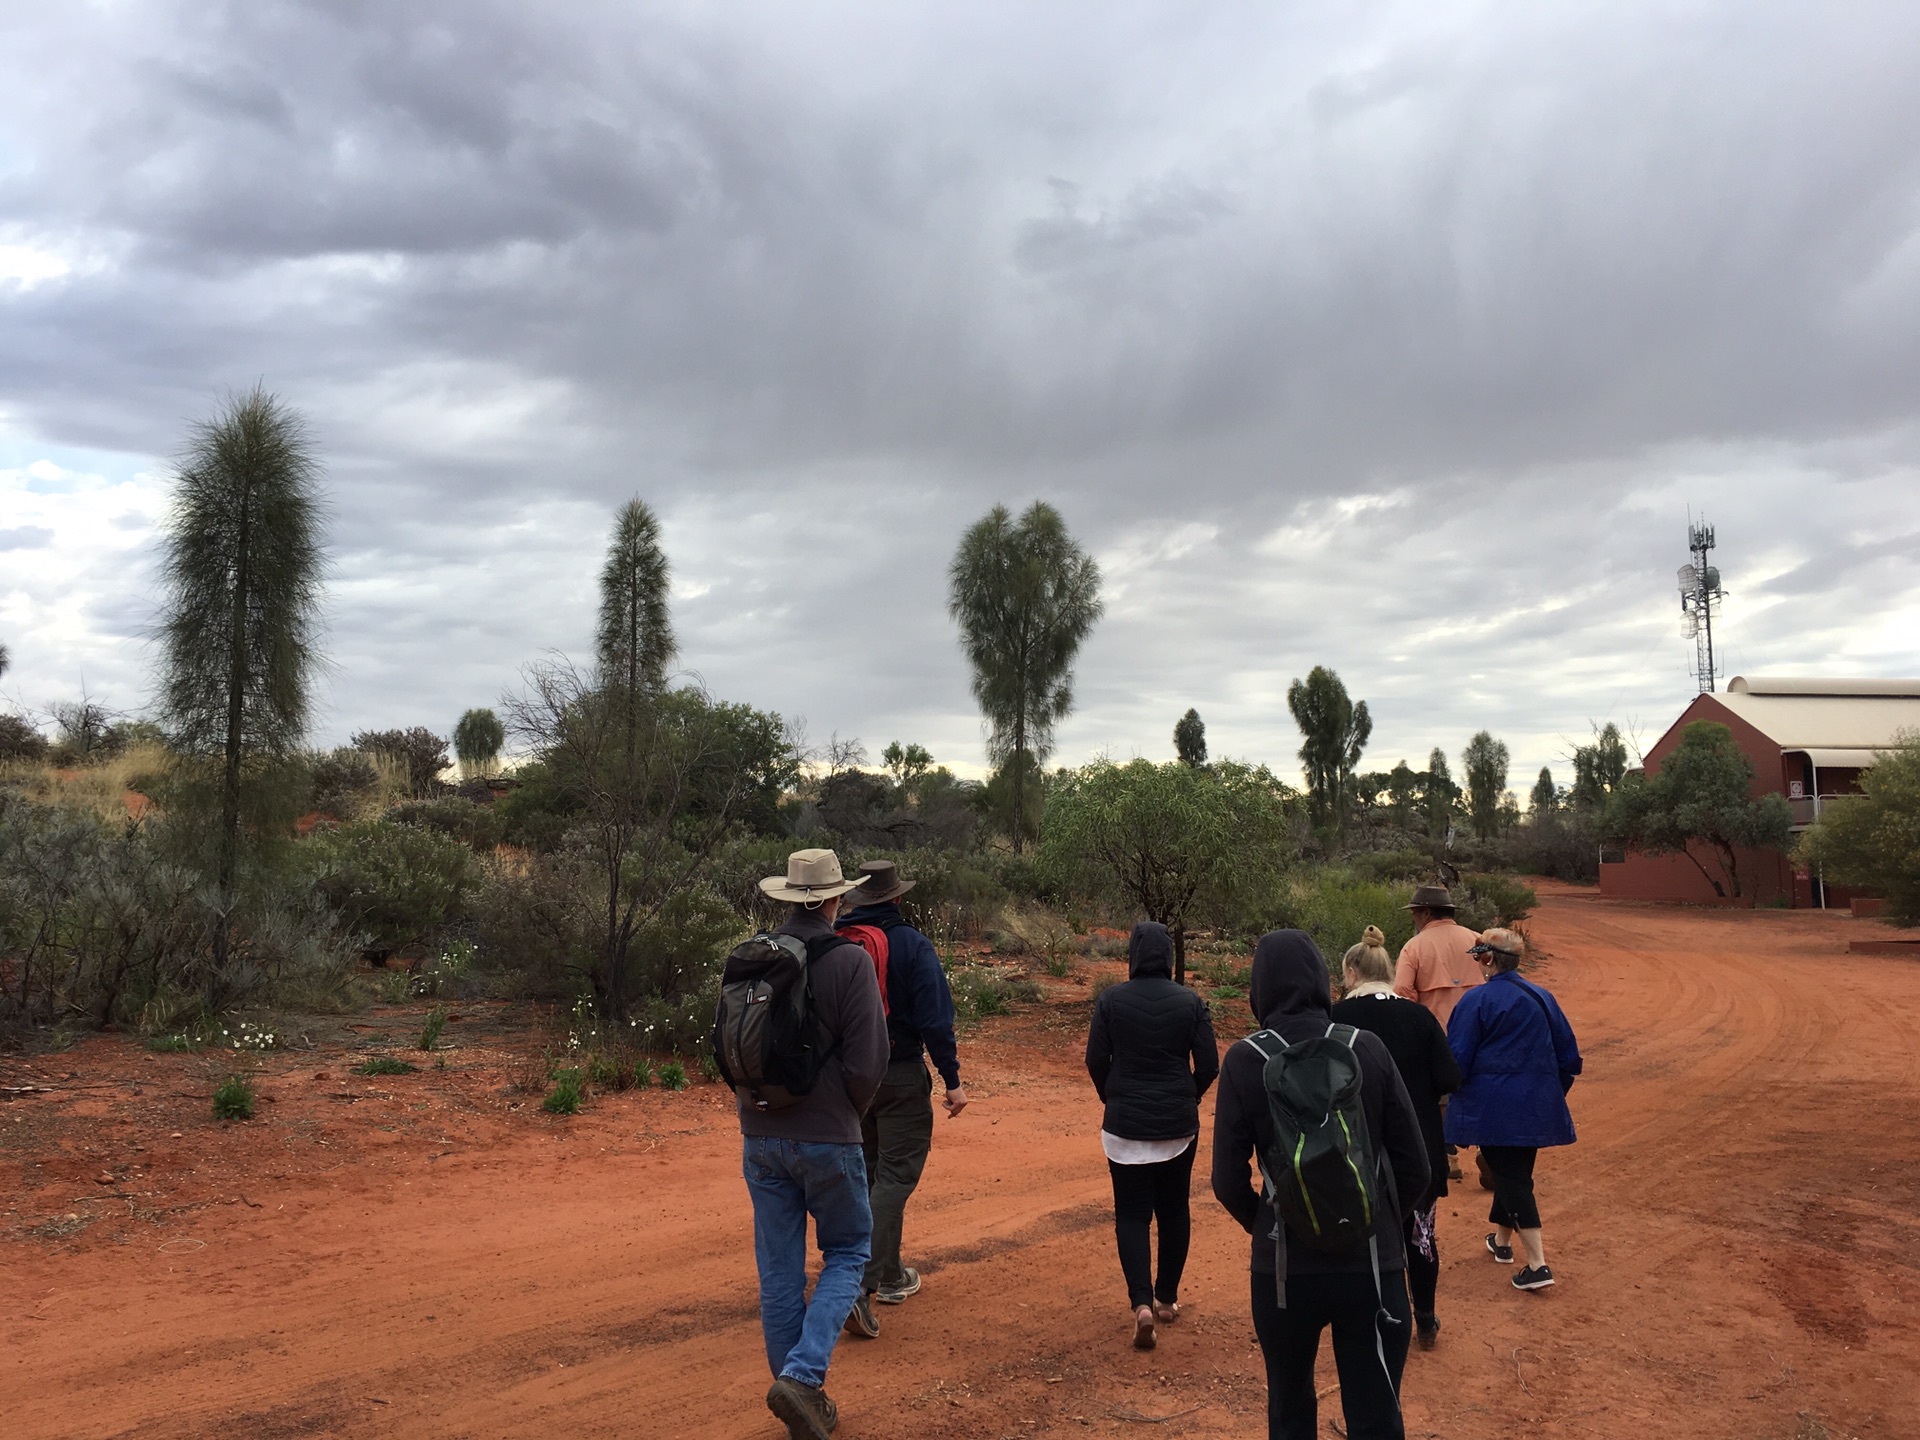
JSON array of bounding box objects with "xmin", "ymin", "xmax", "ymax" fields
[{"xmin": 1243, "ymin": 1023, "xmax": 1383, "ymax": 1255}]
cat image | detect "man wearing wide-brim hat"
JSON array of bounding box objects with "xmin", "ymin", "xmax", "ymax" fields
[
  {"xmin": 833, "ymin": 859, "xmax": 970, "ymax": 1339},
  {"xmin": 736, "ymin": 849, "xmax": 889, "ymax": 1440},
  {"xmin": 1392, "ymin": 884, "xmax": 1484, "ymax": 1031}
]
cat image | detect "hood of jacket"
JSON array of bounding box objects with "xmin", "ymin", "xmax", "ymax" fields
[
  {"xmin": 1250, "ymin": 929, "xmax": 1331, "ymax": 1028},
  {"xmin": 1127, "ymin": 922, "xmax": 1175, "ymax": 980}
]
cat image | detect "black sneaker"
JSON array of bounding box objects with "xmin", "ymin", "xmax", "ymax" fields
[
  {"xmin": 875, "ymin": 1267, "xmax": 921, "ymax": 1304},
  {"xmin": 843, "ymin": 1291, "xmax": 881, "ymax": 1338},
  {"xmin": 767, "ymin": 1376, "xmax": 839, "ymax": 1440},
  {"xmin": 1512, "ymin": 1264, "xmax": 1555, "ymax": 1291},
  {"xmin": 1484, "ymin": 1233, "xmax": 1514, "ymax": 1264},
  {"xmin": 1415, "ymin": 1312, "xmax": 1439, "ymax": 1350}
]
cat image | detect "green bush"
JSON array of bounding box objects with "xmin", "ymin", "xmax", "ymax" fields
[
  {"xmin": 1797, "ymin": 733, "xmax": 1920, "ymax": 925},
  {"xmin": 1285, "ymin": 870, "xmax": 1416, "ymax": 978},
  {"xmin": 587, "ymin": 1052, "xmax": 621, "ymax": 1086},
  {"xmin": 300, "ymin": 819, "xmax": 479, "ymax": 951},
  {"xmin": 390, "ymin": 797, "xmax": 506, "ymax": 853},
  {"xmin": 659, "ymin": 1057, "xmax": 689, "ymax": 1091},
  {"xmin": 1453, "ymin": 872, "xmax": 1537, "ymax": 932},
  {"xmin": 631, "ymin": 1056, "xmax": 654, "ymax": 1089},
  {"xmin": 419, "ymin": 1004, "xmax": 447, "ymax": 1051},
  {"xmin": 698, "ymin": 1051, "xmax": 721, "ymax": 1083},
  {"xmin": 212, "ymin": 1074, "xmax": 255, "ymax": 1120},
  {"xmin": 544, "ymin": 1068, "xmax": 583, "ymax": 1114},
  {"xmin": 354, "ymin": 1056, "xmax": 417, "ymax": 1076},
  {"xmin": 308, "ymin": 747, "xmax": 383, "ymax": 819}
]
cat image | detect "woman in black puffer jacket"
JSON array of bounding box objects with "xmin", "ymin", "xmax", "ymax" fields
[{"xmin": 1086, "ymin": 922, "xmax": 1220, "ymax": 1351}]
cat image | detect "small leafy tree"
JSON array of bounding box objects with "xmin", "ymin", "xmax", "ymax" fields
[
  {"xmin": 1796, "ymin": 732, "xmax": 1920, "ymax": 925},
  {"xmin": 1461, "ymin": 731, "xmax": 1512, "ymax": 840},
  {"xmin": 1570, "ymin": 723, "xmax": 1630, "ymax": 811},
  {"xmin": 157, "ymin": 387, "xmax": 327, "ymax": 995},
  {"xmin": 948, "ymin": 502, "xmax": 1103, "ymax": 852},
  {"xmin": 351, "ymin": 727, "xmax": 450, "ymax": 797},
  {"xmin": 882, "ymin": 741, "xmax": 934, "ymax": 792},
  {"xmin": 1605, "ymin": 721, "xmax": 1793, "ymax": 901},
  {"xmin": 453, "ymin": 708, "xmax": 506, "ymax": 779},
  {"xmin": 1286, "ymin": 667, "xmax": 1370, "ymax": 835},
  {"xmin": 1038, "ymin": 758, "xmax": 1294, "ymax": 983},
  {"xmin": 1174, "ymin": 708, "xmax": 1207, "ymax": 768}
]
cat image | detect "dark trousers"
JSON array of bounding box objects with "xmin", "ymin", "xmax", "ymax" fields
[
  {"xmin": 860, "ymin": 1059, "xmax": 935, "ymax": 1291},
  {"xmin": 1107, "ymin": 1140, "xmax": 1196, "ymax": 1309},
  {"xmin": 1404, "ymin": 1201, "xmax": 1438, "ymax": 1319},
  {"xmin": 1250, "ymin": 1267, "xmax": 1411, "ymax": 1440},
  {"xmin": 1479, "ymin": 1144, "xmax": 1541, "ymax": 1230}
]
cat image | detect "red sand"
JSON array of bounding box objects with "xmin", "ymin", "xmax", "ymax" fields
[{"xmin": 5, "ymin": 885, "xmax": 1917, "ymax": 1438}]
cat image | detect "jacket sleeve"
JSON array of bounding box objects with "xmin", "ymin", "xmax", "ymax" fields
[
  {"xmin": 1447, "ymin": 990, "xmax": 1484, "ymax": 1082},
  {"xmin": 1085, "ymin": 994, "xmax": 1113, "ymax": 1102},
  {"xmin": 1190, "ymin": 998, "xmax": 1220, "ymax": 1100},
  {"xmin": 1427, "ymin": 1008, "xmax": 1463, "ymax": 1096},
  {"xmin": 905, "ymin": 929, "xmax": 962, "ymax": 1089},
  {"xmin": 1365, "ymin": 1033, "xmax": 1431, "ymax": 1220},
  {"xmin": 1209, "ymin": 1053, "xmax": 1263, "ymax": 1237},
  {"xmin": 1393, "ymin": 942, "xmax": 1420, "ymax": 1002},
  {"xmin": 836, "ymin": 943, "xmax": 890, "ymax": 1115},
  {"xmin": 1545, "ymin": 989, "xmax": 1582, "ymax": 1085}
]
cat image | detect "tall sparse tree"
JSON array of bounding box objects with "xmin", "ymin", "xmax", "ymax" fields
[
  {"xmin": 1530, "ymin": 766, "xmax": 1557, "ymax": 817},
  {"xmin": 0, "ymin": 639, "xmax": 9, "ymax": 678},
  {"xmin": 1461, "ymin": 731, "xmax": 1512, "ymax": 840},
  {"xmin": 596, "ymin": 498, "xmax": 676, "ymax": 700},
  {"xmin": 1424, "ymin": 748, "xmax": 1459, "ymax": 838},
  {"xmin": 1571, "ymin": 722, "xmax": 1630, "ymax": 811},
  {"xmin": 1174, "ymin": 708, "xmax": 1208, "ymax": 768},
  {"xmin": 1286, "ymin": 666, "xmax": 1371, "ymax": 834},
  {"xmin": 948, "ymin": 502, "xmax": 1103, "ymax": 852},
  {"xmin": 157, "ymin": 387, "xmax": 326, "ymax": 986},
  {"xmin": 454, "ymin": 707, "xmax": 506, "ymax": 779}
]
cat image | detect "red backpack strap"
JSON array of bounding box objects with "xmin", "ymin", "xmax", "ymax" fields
[{"xmin": 835, "ymin": 923, "xmax": 892, "ymax": 1016}]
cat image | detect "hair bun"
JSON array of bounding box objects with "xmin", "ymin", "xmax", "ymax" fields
[{"xmin": 1362, "ymin": 924, "xmax": 1386, "ymax": 946}]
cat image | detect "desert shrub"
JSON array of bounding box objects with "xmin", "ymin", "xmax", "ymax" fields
[
  {"xmin": 419, "ymin": 1004, "xmax": 447, "ymax": 1051},
  {"xmin": 355, "ymin": 1056, "xmax": 416, "ymax": 1076},
  {"xmin": 1283, "ymin": 870, "xmax": 1417, "ymax": 980},
  {"xmin": 625, "ymin": 974, "xmax": 723, "ymax": 1055},
  {"xmin": 350, "ymin": 727, "xmax": 451, "ymax": 798},
  {"xmin": 698, "ymin": 1050, "xmax": 721, "ymax": 1082},
  {"xmin": 1345, "ymin": 848, "xmax": 1432, "ymax": 885},
  {"xmin": 544, "ymin": 1067, "xmax": 584, "ymax": 1114},
  {"xmin": 1501, "ymin": 811, "xmax": 1602, "ymax": 883},
  {"xmin": 299, "ymin": 819, "xmax": 478, "ymax": 952},
  {"xmin": 390, "ymin": 796, "xmax": 507, "ymax": 852},
  {"xmin": 631, "ymin": 1056, "xmax": 654, "ymax": 1088},
  {"xmin": 1453, "ymin": 872, "xmax": 1537, "ymax": 931},
  {"xmin": 492, "ymin": 760, "xmax": 580, "ymax": 853},
  {"xmin": 1797, "ymin": 733, "xmax": 1920, "ymax": 925},
  {"xmin": 307, "ymin": 747, "xmax": 383, "ymax": 819},
  {"xmin": 0, "ymin": 714, "xmax": 49, "ymax": 764},
  {"xmin": 949, "ymin": 965, "xmax": 1039, "ymax": 1023},
  {"xmin": 212, "ymin": 1074, "xmax": 255, "ymax": 1120},
  {"xmin": 658, "ymin": 1056, "xmax": 689, "ymax": 1091}
]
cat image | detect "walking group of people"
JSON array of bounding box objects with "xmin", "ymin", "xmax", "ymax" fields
[
  {"xmin": 715, "ymin": 848, "xmax": 1581, "ymax": 1440},
  {"xmin": 1091, "ymin": 883, "xmax": 1582, "ymax": 1439}
]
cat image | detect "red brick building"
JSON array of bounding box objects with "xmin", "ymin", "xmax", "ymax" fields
[{"xmin": 1598, "ymin": 676, "xmax": 1920, "ymax": 907}]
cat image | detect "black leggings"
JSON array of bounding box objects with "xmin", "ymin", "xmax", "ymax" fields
[
  {"xmin": 1250, "ymin": 1267, "xmax": 1410, "ymax": 1440},
  {"xmin": 1479, "ymin": 1144, "xmax": 1541, "ymax": 1230},
  {"xmin": 1107, "ymin": 1140, "xmax": 1195, "ymax": 1309},
  {"xmin": 1404, "ymin": 1201, "xmax": 1438, "ymax": 1318}
]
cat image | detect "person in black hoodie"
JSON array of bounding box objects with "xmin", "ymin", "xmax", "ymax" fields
[
  {"xmin": 1211, "ymin": 930, "xmax": 1430, "ymax": 1440},
  {"xmin": 1086, "ymin": 922, "xmax": 1219, "ymax": 1351}
]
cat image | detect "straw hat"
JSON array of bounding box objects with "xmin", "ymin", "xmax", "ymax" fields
[{"xmin": 758, "ymin": 848, "xmax": 866, "ymax": 904}]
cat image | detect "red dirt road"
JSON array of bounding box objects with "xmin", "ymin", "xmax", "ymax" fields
[{"xmin": 7, "ymin": 888, "xmax": 1918, "ymax": 1439}]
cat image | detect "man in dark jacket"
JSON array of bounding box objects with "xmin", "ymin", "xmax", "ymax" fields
[
  {"xmin": 1211, "ymin": 930, "xmax": 1430, "ymax": 1440},
  {"xmin": 732, "ymin": 849, "xmax": 890, "ymax": 1440},
  {"xmin": 1086, "ymin": 922, "xmax": 1219, "ymax": 1348},
  {"xmin": 835, "ymin": 860, "xmax": 969, "ymax": 1338}
]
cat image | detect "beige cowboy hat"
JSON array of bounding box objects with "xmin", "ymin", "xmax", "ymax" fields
[{"xmin": 758, "ymin": 848, "xmax": 867, "ymax": 904}]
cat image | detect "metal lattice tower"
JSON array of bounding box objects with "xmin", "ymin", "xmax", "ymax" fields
[{"xmin": 1677, "ymin": 522, "xmax": 1726, "ymax": 693}]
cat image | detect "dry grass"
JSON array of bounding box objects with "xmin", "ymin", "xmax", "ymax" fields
[{"xmin": 0, "ymin": 742, "xmax": 172, "ymax": 824}]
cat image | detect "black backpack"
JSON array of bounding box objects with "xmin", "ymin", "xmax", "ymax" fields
[
  {"xmin": 1243, "ymin": 1023, "xmax": 1384, "ymax": 1255},
  {"xmin": 712, "ymin": 932, "xmax": 843, "ymax": 1111}
]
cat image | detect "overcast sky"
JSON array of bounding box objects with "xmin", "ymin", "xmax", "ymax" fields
[{"xmin": 5, "ymin": 1, "xmax": 1920, "ymax": 793}]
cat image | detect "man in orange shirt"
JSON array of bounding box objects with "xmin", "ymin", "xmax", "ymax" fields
[
  {"xmin": 1393, "ymin": 884, "xmax": 1482, "ymax": 1029},
  {"xmin": 1395, "ymin": 883, "xmax": 1482, "ymax": 1183}
]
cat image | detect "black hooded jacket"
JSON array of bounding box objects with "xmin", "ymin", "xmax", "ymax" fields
[
  {"xmin": 1209, "ymin": 930, "xmax": 1430, "ymax": 1275},
  {"xmin": 1085, "ymin": 923, "xmax": 1220, "ymax": 1142}
]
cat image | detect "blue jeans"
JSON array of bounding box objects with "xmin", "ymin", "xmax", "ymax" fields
[{"xmin": 742, "ymin": 1136, "xmax": 873, "ymax": 1388}]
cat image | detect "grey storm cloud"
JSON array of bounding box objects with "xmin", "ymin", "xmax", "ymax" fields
[{"xmin": 3, "ymin": 0, "xmax": 1920, "ymax": 788}]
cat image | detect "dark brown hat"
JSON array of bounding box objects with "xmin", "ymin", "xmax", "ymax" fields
[
  {"xmin": 851, "ymin": 859, "xmax": 916, "ymax": 906},
  {"xmin": 1403, "ymin": 884, "xmax": 1456, "ymax": 911}
]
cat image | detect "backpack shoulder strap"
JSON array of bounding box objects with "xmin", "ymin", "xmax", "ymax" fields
[
  {"xmin": 1241, "ymin": 1029, "xmax": 1282, "ymax": 1061},
  {"xmin": 1326, "ymin": 1022, "xmax": 1360, "ymax": 1049},
  {"xmin": 802, "ymin": 932, "xmax": 849, "ymax": 963}
]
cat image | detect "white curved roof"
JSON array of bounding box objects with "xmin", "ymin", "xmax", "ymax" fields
[{"xmin": 1713, "ymin": 677, "xmax": 1920, "ymax": 753}]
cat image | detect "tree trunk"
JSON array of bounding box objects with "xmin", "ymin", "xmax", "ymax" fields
[
  {"xmin": 213, "ymin": 485, "xmax": 254, "ymax": 1006},
  {"xmin": 1679, "ymin": 841, "xmax": 1726, "ymax": 898},
  {"xmin": 1011, "ymin": 713, "xmax": 1027, "ymax": 855},
  {"xmin": 1172, "ymin": 920, "xmax": 1187, "ymax": 988}
]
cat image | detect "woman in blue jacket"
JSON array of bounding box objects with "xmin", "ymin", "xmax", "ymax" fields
[{"xmin": 1444, "ymin": 928, "xmax": 1582, "ymax": 1293}]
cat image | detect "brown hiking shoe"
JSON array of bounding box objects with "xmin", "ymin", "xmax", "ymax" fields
[{"xmin": 767, "ymin": 1376, "xmax": 839, "ymax": 1439}]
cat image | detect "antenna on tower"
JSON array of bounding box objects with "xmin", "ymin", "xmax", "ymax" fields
[{"xmin": 1676, "ymin": 520, "xmax": 1726, "ymax": 692}]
